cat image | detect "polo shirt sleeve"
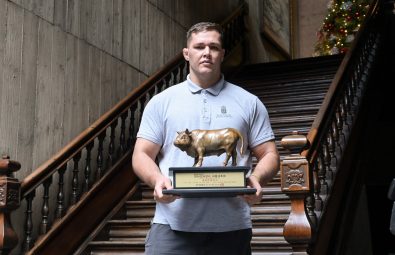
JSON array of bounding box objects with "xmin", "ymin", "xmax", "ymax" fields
[
  {"xmin": 249, "ymin": 97, "xmax": 275, "ymax": 148},
  {"xmin": 136, "ymin": 96, "xmax": 164, "ymax": 146}
]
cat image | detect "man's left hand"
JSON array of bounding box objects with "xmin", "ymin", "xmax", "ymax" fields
[{"xmin": 242, "ymin": 175, "xmax": 263, "ymax": 205}]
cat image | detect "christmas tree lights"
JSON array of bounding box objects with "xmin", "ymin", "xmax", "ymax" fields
[{"xmin": 313, "ymin": 0, "xmax": 370, "ymax": 56}]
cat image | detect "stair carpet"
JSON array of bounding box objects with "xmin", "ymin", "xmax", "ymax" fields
[{"xmin": 84, "ymin": 55, "xmax": 343, "ymax": 254}]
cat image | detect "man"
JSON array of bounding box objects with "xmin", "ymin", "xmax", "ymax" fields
[{"xmin": 132, "ymin": 22, "xmax": 279, "ymax": 255}]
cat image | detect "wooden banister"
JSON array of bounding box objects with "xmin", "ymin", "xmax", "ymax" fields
[
  {"xmin": 280, "ymin": 0, "xmax": 385, "ymax": 254},
  {"xmin": 303, "ymin": 0, "xmax": 380, "ymax": 159}
]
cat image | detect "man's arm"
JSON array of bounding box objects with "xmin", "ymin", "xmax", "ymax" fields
[
  {"xmin": 243, "ymin": 140, "xmax": 280, "ymax": 205},
  {"xmin": 132, "ymin": 138, "xmax": 177, "ymax": 203}
]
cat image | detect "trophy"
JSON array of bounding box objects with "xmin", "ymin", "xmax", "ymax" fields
[{"xmin": 162, "ymin": 128, "xmax": 256, "ymax": 197}]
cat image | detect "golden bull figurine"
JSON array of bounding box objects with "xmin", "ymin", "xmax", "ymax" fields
[{"xmin": 174, "ymin": 128, "xmax": 244, "ymax": 167}]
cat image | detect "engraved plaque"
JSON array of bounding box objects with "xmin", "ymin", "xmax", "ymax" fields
[{"xmin": 163, "ymin": 166, "xmax": 256, "ymax": 197}]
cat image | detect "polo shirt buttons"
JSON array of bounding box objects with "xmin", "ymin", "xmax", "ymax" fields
[{"xmin": 201, "ymin": 90, "xmax": 210, "ymax": 123}]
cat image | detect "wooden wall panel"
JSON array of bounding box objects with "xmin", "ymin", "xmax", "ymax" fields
[
  {"xmin": 0, "ymin": 0, "xmax": 7, "ymax": 144},
  {"xmin": 54, "ymin": 0, "xmax": 67, "ymax": 30},
  {"xmin": 0, "ymin": 3, "xmax": 23, "ymax": 160},
  {"xmin": 74, "ymin": 39, "xmax": 90, "ymax": 137},
  {"xmin": 16, "ymin": 10, "xmax": 39, "ymax": 177},
  {"xmin": 87, "ymin": 45, "xmax": 102, "ymax": 124},
  {"xmin": 63, "ymin": 33, "xmax": 78, "ymax": 147},
  {"xmin": 140, "ymin": 0, "xmax": 164, "ymax": 74},
  {"xmin": 87, "ymin": 0, "xmax": 100, "ymax": 48},
  {"xmin": 66, "ymin": 0, "xmax": 81, "ymax": 37},
  {"xmin": 122, "ymin": 0, "xmax": 140, "ymax": 68},
  {"xmin": 33, "ymin": 20, "xmax": 54, "ymax": 167},
  {"xmin": 100, "ymin": 0, "xmax": 113, "ymax": 54},
  {"xmin": 79, "ymin": 0, "xmax": 89, "ymax": 41},
  {"xmin": 51, "ymin": 26, "xmax": 66, "ymax": 152},
  {"xmin": 112, "ymin": 0, "xmax": 123, "ymax": 59},
  {"xmin": 100, "ymin": 52, "xmax": 115, "ymax": 115}
]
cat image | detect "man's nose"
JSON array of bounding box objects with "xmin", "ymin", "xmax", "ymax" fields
[{"xmin": 203, "ymin": 46, "xmax": 210, "ymax": 56}]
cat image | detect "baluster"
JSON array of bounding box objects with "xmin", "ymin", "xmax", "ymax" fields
[
  {"xmin": 172, "ymin": 66, "xmax": 180, "ymax": 85},
  {"xmin": 353, "ymin": 67, "xmax": 359, "ymax": 102},
  {"xmin": 96, "ymin": 131, "xmax": 106, "ymax": 180},
  {"xmin": 337, "ymin": 97, "xmax": 348, "ymax": 142},
  {"xmin": 156, "ymin": 79, "xmax": 164, "ymax": 93},
  {"xmin": 322, "ymin": 136, "xmax": 333, "ymax": 189},
  {"xmin": 180, "ymin": 61, "xmax": 188, "ymax": 81},
  {"xmin": 306, "ymin": 193, "xmax": 317, "ymax": 230},
  {"xmin": 355, "ymin": 60, "xmax": 364, "ymax": 99},
  {"xmin": 22, "ymin": 191, "xmax": 36, "ymax": 253},
  {"xmin": 348, "ymin": 74, "xmax": 357, "ymax": 113},
  {"xmin": 128, "ymin": 106, "xmax": 136, "ymax": 149},
  {"xmin": 340, "ymin": 94, "xmax": 351, "ymax": 137},
  {"xmin": 40, "ymin": 176, "xmax": 53, "ymax": 235},
  {"xmin": 108, "ymin": 120, "xmax": 118, "ymax": 167},
  {"xmin": 71, "ymin": 152, "xmax": 81, "ymax": 205},
  {"xmin": 327, "ymin": 123, "xmax": 337, "ymax": 170},
  {"xmin": 137, "ymin": 97, "xmax": 145, "ymax": 126},
  {"xmin": 317, "ymin": 150, "xmax": 328, "ymax": 199},
  {"xmin": 185, "ymin": 61, "xmax": 190, "ymax": 80},
  {"xmin": 148, "ymin": 86, "xmax": 157, "ymax": 102},
  {"xmin": 312, "ymin": 160, "xmax": 323, "ymax": 213},
  {"xmin": 335, "ymin": 106, "xmax": 345, "ymax": 153},
  {"xmin": 55, "ymin": 165, "xmax": 67, "ymax": 219},
  {"xmin": 178, "ymin": 65, "xmax": 184, "ymax": 83},
  {"xmin": 164, "ymin": 73, "xmax": 172, "ymax": 89},
  {"xmin": 119, "ymin": 111, "xmax": 128, "ymax": 155},
  {"xmin": 82, "ymin": 141, "xmax": 94, "ymax": 193}
]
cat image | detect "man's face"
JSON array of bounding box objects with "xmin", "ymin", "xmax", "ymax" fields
[{"xmin": 183, "ymin": 30, "xmax": 225, "ymax": 84}]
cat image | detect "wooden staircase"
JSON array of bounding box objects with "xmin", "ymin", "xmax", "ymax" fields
[{"xmin": 81, "ymin": 54, "xmax": 343, "ymax": 255}]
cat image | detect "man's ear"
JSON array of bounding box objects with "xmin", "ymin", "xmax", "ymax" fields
[
  {"xmin": 221, "ymin": 49, "xmax": 225, "ymax": 62},
  {"xmin": 183, "ymin": 48, "xmax": 189, "ymax": 61}
]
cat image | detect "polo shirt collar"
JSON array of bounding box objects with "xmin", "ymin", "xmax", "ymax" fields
[{"xmin": 186, "ymin": 74, "xmax": 225, "ymax": 96}]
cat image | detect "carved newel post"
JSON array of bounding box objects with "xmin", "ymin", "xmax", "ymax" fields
[
  {"xmin": 281, "ymin": 132, "xmax": 312, "ymax": 255},
  {"xmin": 0, "ymin": 155, "xmax": 21, "ymax": 254}
]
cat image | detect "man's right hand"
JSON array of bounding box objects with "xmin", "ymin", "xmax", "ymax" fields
[{"xmin": 153, "ymin": 175, "xmax": 179, "ymax": 203}]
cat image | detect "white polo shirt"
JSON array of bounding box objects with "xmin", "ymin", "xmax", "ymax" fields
[{"xmin": 137, "ymin": 75, "xmax": 274, "ymax": 232}]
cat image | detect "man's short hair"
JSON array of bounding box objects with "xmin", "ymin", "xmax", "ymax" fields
[{"xmin": 186, "ymin": 22, "xmax": 223, "ymax": 46}]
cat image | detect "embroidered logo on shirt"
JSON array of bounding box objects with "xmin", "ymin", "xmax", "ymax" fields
[{"xmin": 216, "ymin": 106, "xmax": 232, "ymax": 118}]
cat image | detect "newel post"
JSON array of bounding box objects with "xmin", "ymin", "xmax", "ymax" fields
[
  {"xmin": 0, "ymin": 155, "xmax": 21, "ymax": 254},
  {"xmin": 281, "ymin": 132, "xmax": 312, "ymax": 254}
]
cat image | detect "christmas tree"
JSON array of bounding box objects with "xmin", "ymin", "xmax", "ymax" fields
[{"xmin": 314, "ymin": 0, "xmax": 371, "ymax": 56}]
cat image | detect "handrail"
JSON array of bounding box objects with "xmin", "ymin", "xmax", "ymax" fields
[{"xmin": 16, "ymin": 2, "xmax": 248, "ymax": 254}]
